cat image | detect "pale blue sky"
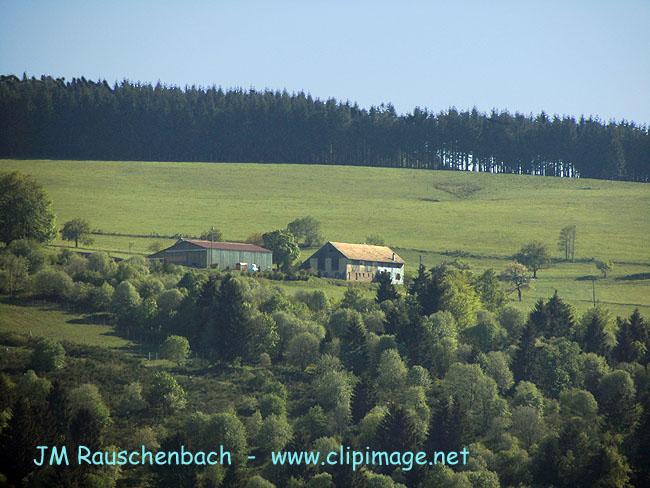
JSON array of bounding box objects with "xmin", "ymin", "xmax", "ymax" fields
[{"xmin": 1, "ymin": 0, "xmax": 649, "ymax": 124}]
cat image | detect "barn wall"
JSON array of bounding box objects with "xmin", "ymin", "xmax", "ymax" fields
[
  {"xmin": 163, "ymin": 249, "xmax": 207, "ymax": 267},
  {"xmin": 208, "ymin": 249, "xmax": 272, "ymax": 270}
]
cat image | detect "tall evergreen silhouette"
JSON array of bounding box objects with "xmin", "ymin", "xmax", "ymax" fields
[{"xmin": 1, "ymin": 75, "xmax": 648, "ymax": 181}]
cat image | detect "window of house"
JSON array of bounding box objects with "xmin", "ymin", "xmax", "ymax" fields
[
  {"xmin": 318, "ymin": 257, "xmax": 325, "ymax": 270},
  {"xmin": 331, "ymin": 257, "xmax": 339, "ymax": 270}
]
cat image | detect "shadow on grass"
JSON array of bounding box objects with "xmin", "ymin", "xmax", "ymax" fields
[
  {"xmin": 576, "ymin": 275, "xmax": 599, "ymax": 281},
  {"xmin": 616, "ymin": 273, "xmax": 650, "ymax": 281}
]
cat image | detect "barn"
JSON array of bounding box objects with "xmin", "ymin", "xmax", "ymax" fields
[
  {"xmin": 148, "ymin": 238, "xmax": 273, "ymax": 270},
  {"xmin": 303, "ymin": 241, "xmax": 405, "ymax": 284}
]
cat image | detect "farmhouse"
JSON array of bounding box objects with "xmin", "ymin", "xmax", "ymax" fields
[
  {"xmin": 304, "ymin": 242, "xmax": 405, "ymax": 284},
  {"xmin": 148, "ymin": 238, "xmax": 272, "ymax": 270}
]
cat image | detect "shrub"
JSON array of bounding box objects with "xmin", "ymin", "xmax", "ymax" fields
[
  {"xmin": 160, "ymin": 335, "xmax": 190, "ymax": 365},
  {"xmin": 31, "ymin": 268, "xmax": 74, "ymax": 300},
  {"xmin": 30, "ymin": 339, "xmax": 65, "ymax": 372}
]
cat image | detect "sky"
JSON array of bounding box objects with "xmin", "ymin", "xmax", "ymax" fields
[{"xmin": 1, "ymin": 0, "xmax": 649, "ymax": 125}]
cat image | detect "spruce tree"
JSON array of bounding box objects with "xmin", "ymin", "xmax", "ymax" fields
[
  {"xmin": 375, "ymin": 271, "xmax": 398, "ymax": 303},
  {"xmin": 409, "ymin": 263, "xmax": 429, "ymax": 300},
  {"xmin": 512, "ymin": 300, "xmax": 545, "ymax": 382},
  {"xmin": 69, "ymin": 408, "xmax": 103, "ymax": 452},
  {"xmin": 350, "ymin": 374, "xmax": 376, "ymax": 424},
  {"xmin": 613, "ymin": 316, "xmax": 642, "ymax": 363},
  {"xmin": 0, "ymin": 398, "xmax": 55, "ymax": 485},
  {"xmin": 376, "ymin": 404, "xmax": 423, "ymax": 455},
  {"xmin": 546, "ymin": 291, "xmax": 575, "ymax": 338},
  {"xmin": 426, "ymin": 397, "xmax": 472, "ymax": 453},
  {"xmin": 157, "ymin": 432, "xmax": 198, "ymax": 488},
  {"xmin": 47, "ymin": 380, "xmax": 70, "ymax": 444},
  {"xmin": 628, "ymin": 308, "xmax": 649, "ymax": 365},
  {"xmin": 214, "ymin": 274, "xmax": 250, "ymax": 361},
  {"xmin": 340, "ymin": 313, "xmax": 368, "ymax": 375},
  {"xmin": 582, "ymin": 309, "xmax": 611, "ymax": 357}
]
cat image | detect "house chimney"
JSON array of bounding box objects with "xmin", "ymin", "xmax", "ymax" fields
[{"xmin": 392, "ymin": 253, "xmax": 396, "ymax": 261}]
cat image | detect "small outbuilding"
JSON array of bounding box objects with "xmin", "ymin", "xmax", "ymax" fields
[
  {"xmin": 303, "ymin": 241, "xmax": 405, "ymax": 284},
  {"xmin": 148, "ymin": 238, "xmax": 272, "ymax": 270}
]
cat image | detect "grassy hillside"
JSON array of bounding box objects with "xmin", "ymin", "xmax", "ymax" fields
[
  {"xmin": 1, "ymin": 159, "xmax": 649, "ymax": 317},
  {"xmin": 0, "ymin": 299, "xmax": 134, "ymax": 349}
]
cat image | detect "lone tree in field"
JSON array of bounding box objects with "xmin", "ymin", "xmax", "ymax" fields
[
  {"xmin": 0, "ymin": 171, "xmax": 57, "ymax": 245},
  {"xmin": 500, "ymin": 263, "xmax": 533, "ymax": 301},
  {"xmin": 287, "ymin": 216, "xmax": 323, "ymax": 247},
  {"xmin": 595, "ymin": 259, "xmax": 614, "ymax": 278},
  {"xmin": 148, "ymin": 241, "xmax": 163, "ymax": 253},
  {"xmin": 558, "ymin": 225, "xmax": 576, "ymax": 261},
  {"xmin": 514, "ymin": 241, "xmax": 551, "ymax": 278},
  {"xmin": 246, "ymin": 232, "xmax": 265, "ymax": 247},
  {"xmin": 61, "ymin": 218, "xmax": 94, "ymax": 248},
  {"xmin": 160, "ymin": 335, "xmax": 191, "ymax": 365},
  {"xmin": 365, "ymin": 234, "xmax": 385, "ymax": 246},
  {"xmin": 262, "ymin": 229, "xmax": 300, "ymax": 270},
  {"xmin": 199, "ymin": 227, "xmax": 223, "ymax": 242}
]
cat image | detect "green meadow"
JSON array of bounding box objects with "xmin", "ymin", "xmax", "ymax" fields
[
  {"xmin": 0, "ymin": 299, "xmax": 134, "ymax": 349},
  {"xmin": 1, "ymin": 159, "xmax": 649, "ymax": 320}
]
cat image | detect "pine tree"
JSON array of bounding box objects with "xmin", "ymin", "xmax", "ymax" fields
[
  {"xmin": 426, "ymin": 397, "xmax": 472, "ymax": 453},
  {"xmin": 628, "ymin": 308, "xmax": 649, "ymax": 365},
  {"xmin": 69, "ymin": 408, "xmax": 103, "ymax": 452},
  {"xmin": 614, "ymin": 317, "xmax": 633, "ymax": 363},
  {"xmin": 409, "ymin": 264, "xmax": 446, "ymax": 316},
  {"xmin": 214, "ymin": 274, "xmax": 250, "ymax": 361},
  {"xmin": 546, "ymin": 291, "xmax": 575, "ymax": 338},
  {"xmin": 350, "ymin": 374, "xmax": 376, "ymax": 424},
  {"xmin": 47, "ymin": 380, "xmax": 70, "ymax": 444},
  {"xmin": 375, "ymin": 271, "xmax": 398, "ymax": 303},
  {"xmin": 512, "ymin": 301, "xmax": 545, "ymax": 382},
  {"xmin": 582, "ymin": 309, "xmax": 611, "ymax": 357},
  {"xmin": 340, "ymin": 313, "xmax": 368, "ymax": 375},
  {"xmin": 0, "ymin": 398, "xmax": 56, "ymax": 485},
  {"xmin": 376, "ymin": 404, "xmax": 423, "ymax": 456},
  {"xmin": 196, "ymin": 274, "xmax": 220, "ymax": 310},
  {"xmin": 409, "ymin": 264, "xmax": 429, "ymax": 302},
  {"xmin": 382, "ymin": 300, "xmax": 409, "ymax": 336},
  {"xmin": 157, "ymin": 432, "xmax": 198, "ymax": 488}
]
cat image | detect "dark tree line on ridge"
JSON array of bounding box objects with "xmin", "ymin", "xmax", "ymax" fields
[{"xmin": 1, "ymin": 74, "xmax": 648, "ymax": 181}]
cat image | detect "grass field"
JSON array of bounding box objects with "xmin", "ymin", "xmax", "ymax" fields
[
  {"xmin": 0, "ymin": 299, "xmax": 134, "ymax": 349},
  {"xmin": 1, "ymin": 158, "xmax": 649, "ymax": 320}
]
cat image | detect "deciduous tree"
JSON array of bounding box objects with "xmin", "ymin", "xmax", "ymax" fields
[
  {"xmin": 200, "ymin": 227, "xmax": 223, "ymax": 242},
  {"xmin": 160, "ymin": 335, "xmax": 190, "ymax": 365},
  {"xmin": 513, "ymin": 242, "xmax": 551, "ymax": 278},
  {"xmin": 595, "ymin": 259, "xmax": 613, "ymax": 278},
  {"xmin": 558, "ymin": 225, "xmax": 576, "ymax": 261},
  {"xmin": 287, "ymin": 216, "xmax": 323, "ymax": 247},
  {"xmin": 61, "ymin": 218, "xmax": 94, "ymax": 248},
  {"xmin": 0, "ymin": 170, "xmax": 57, "ymax": 244},
  {"xmin": 262, "ymin": 229, "xmax": 300, "ymax": 270},
  {"xmin": 365, "ymin": 234, "xmax": 385, "ymax": 246},
  {"xmin": 147, "ymin": 371, "xmax": 186, "ymax": 413},
  {"xmin": 287, "ymin": 332, "xmax": 320, "ymax": 370},
  {"xmin": 30, "ymin": 339, "xmax": 66, "ymax": 372},
  {"xmin": 500, "ymin": 263, "xmax": 532, "ymax": 301},
  {"xmin": 0, "ymin": 253, "xmax": 29, "ymax": 295}
]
